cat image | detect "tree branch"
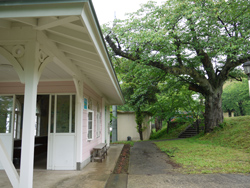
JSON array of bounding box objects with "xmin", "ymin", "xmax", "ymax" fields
[
  {"xmin": 105, "ymin": 34, "xmax": 139, "ymax": 61},
  {"xmin": 105, "ymin": 33, "xmax": 212, "ymax": 94},
  {"xmin": 219, "ymin": 56, "xmax": 250, "ymax": 85},
  {"xmin": 228, "ymin": 74, "xmax": 242, "ymax": 81},
  {"xmin": 188, "ymin": 19, "xmax": 216, "ymax": 81},
  {"xmin": 217, "ymin": 16, "xmax": 232, "ymax": 37}
]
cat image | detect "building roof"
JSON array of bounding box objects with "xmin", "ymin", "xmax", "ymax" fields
[{"xmin": 0, "ymin": 0, "xmax": 124, "ymax": 105}]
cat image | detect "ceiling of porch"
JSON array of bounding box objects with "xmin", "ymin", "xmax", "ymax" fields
[{"xmin": 0, "ymin": 1, "xmax": 124, "ymax": 105}]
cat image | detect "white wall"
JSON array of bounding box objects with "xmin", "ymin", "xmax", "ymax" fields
[{"xmin": 117, "ymin": 112, "xmax": 151, "ymax": 141}]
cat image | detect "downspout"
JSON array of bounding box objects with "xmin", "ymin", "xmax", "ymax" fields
[{"xmin": 112, "ymin": 105, "xmax": 117, "ymax": 142}]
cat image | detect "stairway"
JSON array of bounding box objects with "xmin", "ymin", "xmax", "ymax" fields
[{"xmin": 178, "ymin": 121, "xmax": 203, "ymax": 138}]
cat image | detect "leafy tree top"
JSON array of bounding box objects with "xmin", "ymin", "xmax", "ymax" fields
[{"xmin": 104, "ymin": 0, "xmax": 250, "ymax": 96}]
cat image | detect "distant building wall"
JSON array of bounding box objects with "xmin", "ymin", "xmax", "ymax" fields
[
  {"xmin": 223, "ymin": 112, "xmax": 234, "ymax": 118},
  {"xmin": 117, "ymin": 112, "xmax": 151, "ymax": 141}
]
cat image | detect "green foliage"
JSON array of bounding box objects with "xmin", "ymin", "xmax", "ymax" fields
[
  {"xmin": 0, "ymin": 96, "xmax": 13, "ymax": 133},
  {"xmin": 150, "ymin": 122, "xmax": 189, "ymax": 140},
  {"xmin": 222, "ymin": 78, "xmax": 250, "ymax": 116},
  {"xmin": 112, "ymin": 141, "xmax": 135, "ymax": 147},
  {"xmin": 147, "ymin": 76, "xmax": 204, "ymax": 123},
  {"xmin": 135, "ymin": 108, "xmax": 144, "ymax": 126},
  {"xmin": 104, "ymin": 0, "xmax": 250, "ymax": 132}
]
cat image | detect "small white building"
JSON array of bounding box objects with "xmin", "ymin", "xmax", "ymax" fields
[
  {"xmin": 0, "ymin": 0, "xmax": 124, "ymax": 187},
  {"xmin": 117, "ymin": 112, "xmax": 152, "ymax": 141}
]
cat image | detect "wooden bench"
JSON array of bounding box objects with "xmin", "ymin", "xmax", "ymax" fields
[{"xmin": 91, "ymin": 143, "xmax": 107, "ymax": 162}]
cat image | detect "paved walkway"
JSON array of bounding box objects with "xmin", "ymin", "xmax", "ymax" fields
[
  {"xmin": 106, "ymin": 141, "xmax": 250, "ymax": 188},
  {"xmin": 0, "ymin": 144, "xmax": 123, "ymax": 188},
  {"xmin": 127, "ymin": 141, "xmax": 250, "ymax": 188},
  {"xmin": 1, "ymin": 142, "xmax": 250, "ymax": 188}
]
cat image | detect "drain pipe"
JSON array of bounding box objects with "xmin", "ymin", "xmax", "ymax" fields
[{"xmin": 112, "ymin": 105, "xmax": 117, "ymax": 142}]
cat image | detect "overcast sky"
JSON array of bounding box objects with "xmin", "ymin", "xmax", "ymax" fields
[{"xmin": 92, "ymin": 0, "xmax": 162, "ymax": 25}]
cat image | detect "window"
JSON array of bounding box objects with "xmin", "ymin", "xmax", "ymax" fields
[
  {"xmin": 35, "ymin": 106, "xmax": 41, "ymax": 136},
  {"xmin": 88, "ymin": 110, "xmax": 94, "ymax": 140},
  {"xmin": 14, "ymin": 100, "xmax": 21, "ymax": 139},
  {"xmin": 50, "ymin": 94, "xmax": 75, "ymax": 133},
  {"xmin": 56, "ymin": 95, "xmax": 70, "ymax": 133},
  {"xmin": 0, "ymin": 96, "xmax": 13, "ymax": 133}
]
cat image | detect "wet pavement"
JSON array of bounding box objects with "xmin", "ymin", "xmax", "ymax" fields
[
  {"xmin": 1, "ymin": 141, "xmax": 250, "ymax": 188},
  {"xmin": 0, "ymin": 144, "xmax": 123, "ymax": 188},
  {"xmin": 127, "ymin": 141, "xmax": 250, "ymax": 188},
  {"xmin": 129, "ymin": 141, "xmax": 174, "ymax": 175}
]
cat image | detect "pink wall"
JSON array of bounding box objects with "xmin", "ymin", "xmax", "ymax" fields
[{"xmin": 82, "ymin": 82, "xmax": 103, "ymax": 162}]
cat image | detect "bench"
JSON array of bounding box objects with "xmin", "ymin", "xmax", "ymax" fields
[{"xmin": 91, "ymin": 143, "xmax": 107, "ymax": 162}]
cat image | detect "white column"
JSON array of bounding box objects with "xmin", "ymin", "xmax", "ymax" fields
[
  {"xmin": 19, "ymin": 41, "xmax": 39, "ymax": 188},
  {"xmin": 101, "ymin": 98, "xmax": 105, "ymax": 143},
  {"xmin": 73, "ymin": 78, "xmax": 83, "ymax": 169}
]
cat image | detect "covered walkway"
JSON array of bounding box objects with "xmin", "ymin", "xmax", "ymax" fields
[{"xmin": 0, "ymin": 144, "xmax": 123, "ymax": 188}]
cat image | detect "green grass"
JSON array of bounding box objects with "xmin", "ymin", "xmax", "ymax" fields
[
  {"xmin": 150, "ymin": 122, "xmax": 190, "ymax": 140},
  {"xmin": 155, "ymin": 116, "xmax": 250, "ymax": 174},
  {"xmin": 111, "ymin": 140, "xmax": 135, "ymax": 147},
  {"xmin": 200, "ymin": 116, "xmax": 250, "ymax": 153}
]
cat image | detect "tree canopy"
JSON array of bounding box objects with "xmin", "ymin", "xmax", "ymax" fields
[
  {"xmin": 104, "ymin": 0, "xmax": 250, "ymax": 133},
  {"xmin": 222, "ymin": 78, "xmax": 250, "ymax": 116}
]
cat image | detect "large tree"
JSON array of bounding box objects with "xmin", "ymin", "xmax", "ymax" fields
[{"xmin": 104, "ymin": 0, "xmax": 250, "ymax": 133}]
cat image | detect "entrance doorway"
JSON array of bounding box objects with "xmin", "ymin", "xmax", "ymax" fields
[
  {"xmin": 13, "ymin": 95, "xmax": 49, "ymax": 169},
  {"xmin": 1, "ymin": 94, "xmax": 76, "ymax": 170},
  {"xmin": 47, "ymin": 94, "xmax": 76, "ymax": 170}
]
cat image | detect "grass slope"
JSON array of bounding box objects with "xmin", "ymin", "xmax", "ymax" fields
[
  {"xmin": 155, "ymin": 116, "xmax": 250, "ymax": 174},
  {"xmin": 150, "ymin": 122, "xmax": 190, "ymax": 140}
]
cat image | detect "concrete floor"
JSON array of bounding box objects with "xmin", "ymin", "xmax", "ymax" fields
[{"xmin": 0, "ymin": 144, "xmax": 123, "ymax": 188}]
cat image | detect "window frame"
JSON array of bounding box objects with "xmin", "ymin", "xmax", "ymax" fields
[
  {"xmin": 87, "ymin": 110, "xmax": 94, "ymax": 140},
  {"xmin": 49, "ymin": 94, "xmax": 76, "ymax": 134}
]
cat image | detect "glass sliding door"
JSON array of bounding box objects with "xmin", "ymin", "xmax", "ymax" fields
[
  {"xmin": 47, "ymin": 94, "xmax": 76, "ymax": 170},
  {"xmin": 0, "ymin": 95, "xmax": 14, "ymax": 169}
]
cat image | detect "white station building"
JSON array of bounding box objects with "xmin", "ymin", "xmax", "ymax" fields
[{"xmin": 0, "ymin": 0, "xmax": 124, "ymax": 187}]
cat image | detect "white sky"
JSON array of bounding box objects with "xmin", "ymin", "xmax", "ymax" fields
[{"xmin": 92, "ymin": 0, "xmax": 162, "ymax": 25}]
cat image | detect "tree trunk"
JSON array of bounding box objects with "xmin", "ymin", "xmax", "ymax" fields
[
  {"xmin": 228, "ymin": 110, "xmax": 232, "ymax": 117},
  {"xmin": 159, "ymin": 119, "xmax": 162, "ymax": 130},
  {"xmin": 138, "ymin": 123, "xmax": 143, "ymax": 141},
  {"xmin": 155, "ymin": 117, "xmax": 160, "ymax": 132},
  {"xmin": 204, "ymin": 87, "xmax": 223, "ymax": 133},
  {"xmin": 135, "ymin": 108, "xmax": 144, "ymax": 141},
  {"xmin": 166, "ymin": 119, "xmax": 171, "ymax": 134},
  {"xmin": 155, "ymin": 117, "xmax": 161, "ymax": 132},
  {"xmin": 196, "ymin": 119, "xmax": 200, "ymax": 134},
  {"xmin": 238, "ymin": 101, "xmax": 244, "ymax": 116}
]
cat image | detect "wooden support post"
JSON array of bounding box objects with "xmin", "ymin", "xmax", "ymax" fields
[
  {"xmin": 19, "ymin": 41, "xmax": 39, "ymax": 188},
  {"xmin": 73, "ymin": 77, "xmax": 83, "ymax": 169}
]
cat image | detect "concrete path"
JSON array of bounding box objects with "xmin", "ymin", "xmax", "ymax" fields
[
  {"xmin": 127, "ymin": 141, "xmax": 250, "ymax": 188},
  {"xmin": 129, "ymin": 141, "xmax": 174, "ymax": 175},
  {"xmin": 0, "ymin": 144, "xmax": 123, "ymax": 188}
]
